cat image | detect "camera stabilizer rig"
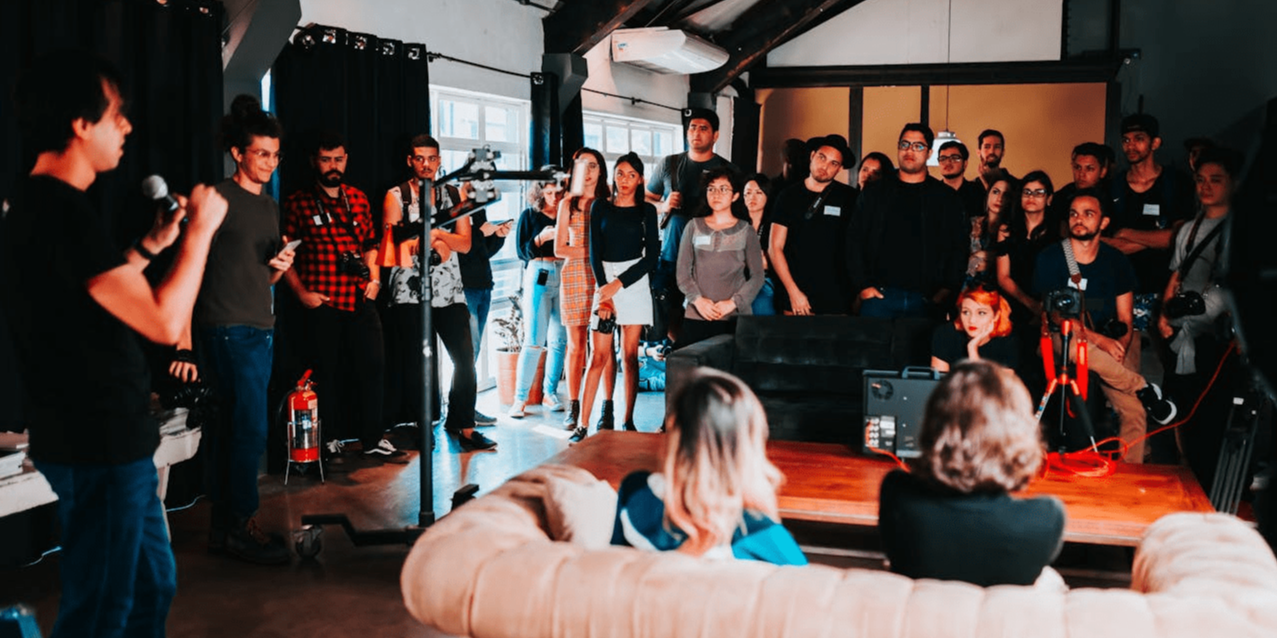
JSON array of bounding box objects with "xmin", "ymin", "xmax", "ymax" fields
[{"xmin": 294, "ymin": 147, "xmax": 566, "ymax": 557}]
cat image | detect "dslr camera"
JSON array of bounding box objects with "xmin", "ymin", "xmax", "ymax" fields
[
  {"xmin": 1163, "ymin": 291, "xmax": 1207, "ymax": 319},
  {"xmin": 1043, "ymin": 287, "xmax": 1084, "ymax": 319},
  {"xmin": 339, "ymin": 250, "xmax": 370, "ymax": 279}
]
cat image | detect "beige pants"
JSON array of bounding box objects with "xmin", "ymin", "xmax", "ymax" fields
[{"xmin": 1055, "ymin": 334, "xmax": 1148, "ymax": 463}]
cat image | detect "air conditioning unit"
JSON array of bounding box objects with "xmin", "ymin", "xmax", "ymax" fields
[{"xmin": 610, "ymin": 27, "xmax": 729, "ymax": 75}]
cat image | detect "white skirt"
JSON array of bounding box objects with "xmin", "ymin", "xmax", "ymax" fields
[{"xmin": 593, "ymin": 258, "xmax": 653, "ymax": 326}]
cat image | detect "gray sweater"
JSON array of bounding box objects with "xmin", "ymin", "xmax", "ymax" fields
[{"xmin": 676, "ymin": 217, "xmax": 764, "ymax": 320}]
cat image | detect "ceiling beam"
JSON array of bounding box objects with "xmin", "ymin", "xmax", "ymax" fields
[
  {"xmin": 543, "ymin": 0, "xmax": 657, "ymax": 55},
  {"xmin": 689, "ymin": 0, "xmax": 864, "ymax": 95},
  {"xmin": 750, "ymin": 58, "xmax": 1124, "ymax": 89}
]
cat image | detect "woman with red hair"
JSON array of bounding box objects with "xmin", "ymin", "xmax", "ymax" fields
[{"xmin": 930, "ymin": 284, "xmax": 1019, "ymax": 373}]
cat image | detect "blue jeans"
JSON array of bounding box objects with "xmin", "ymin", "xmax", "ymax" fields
[
  {"xmin": 464, "ymin": 288, "xmax": 492, "ymax": 362},
  {"xmin": 858, "ymin": 286, "xmax": 930, "ymax": 319},
  {"xmin": 515, "ymin": 261, "xmax": 567, "ymax": 402},
  {"xmin": 751, "ymin": 277, "xmax": 776, "ymax": 316},
  {"xmin": 37, "ymin": 457, "xmax": 177, "ymax": 638},
  {"xmin": 197, "ymin": 325, "xmax": 273, "ymax": 525}
]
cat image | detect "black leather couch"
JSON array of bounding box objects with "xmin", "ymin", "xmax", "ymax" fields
[{"xmin": 666, "ymin": 315, "xmax": 934, "ymax": 444}]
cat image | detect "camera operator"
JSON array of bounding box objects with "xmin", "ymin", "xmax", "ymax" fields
[
  {"xmin": 1156, "ymin": 148, "xmax": 1239, "ymax": 485},
  {"xmin": 282, "ymin": 132, "xmax": 404, "ymax": 464},
  {"xmin": 1031, "ymin": 189, "xmax": 1178, "ymax": 463}
]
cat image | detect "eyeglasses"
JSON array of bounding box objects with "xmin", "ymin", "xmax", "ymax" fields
[
  {"xmin": 246, "ymin": 149, "xmax": 283, "ymax": 161},
  {"xmin": 1022, "ymin": 188, "xmax": 1049, "ymax": 198},
  {"xmin": 706, "ymin": 186, "xmax": 734, "ymax": 195},
  {"xmin": 898, "ymin": 141, "xmax": 929, "ymax": 152},
  {"xmin": 937, "ymin": 154, "xmax": 964, "ymax": 163}
]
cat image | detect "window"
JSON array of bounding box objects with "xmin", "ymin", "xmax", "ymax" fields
[
  {"xmin": 582, "ymin": 111, "xmax": 683, "ymax": 177},
  {"xmin": 431, "ymin": 87, "xmax": 532, "ymax": 387}
]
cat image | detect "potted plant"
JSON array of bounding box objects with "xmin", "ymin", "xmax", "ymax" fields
[{"xmin": 491, "ymin": 293, "xmax": 544, "ymax": 405}]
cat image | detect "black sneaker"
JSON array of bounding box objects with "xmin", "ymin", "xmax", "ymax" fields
[
  {"xmin": 455, "ymin": 429, "xmax": 497, "ymax": 451},
  {"xmin": 569, "ymin": 425, "xmax": 588, "ymax": 443},
  {"xmin": 226, "ymin": 517, "xmax": 291, "ymax": 565},
  {"xmin": 597, "ymin": 400, "xmax": 615, "ymax": 431},
  {"xmin": 563, "ymin": 400, "xmax": 580, "ymax": 430},
  {"xmin": 1137, "ymin": 383, "xmax": 1178, "ymax": 425},
  {"xmin": 474, "ymin": 410, "xmax": 498, "ymax": 426},
  {"xmin": 363, "ymin": 438, "xmax": 409, "ymax": 463}
]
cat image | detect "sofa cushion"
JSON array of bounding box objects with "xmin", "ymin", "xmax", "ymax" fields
[
  {"xmin": 544, "ymin": 471, "xmax": 618, "ymax": 548},
  {"xmin": 733, "ymin": 316, "xmax": 896, "ymax": 396},
  {"xmin": 756, "ymin": 392, "xmax": 862, "ymax": 444}
]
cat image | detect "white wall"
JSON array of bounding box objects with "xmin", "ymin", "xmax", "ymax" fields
[
  {"xmin": 768, "ymin": 0, "xmax": 1062, "ymax": 67},
  {"xmin": 298, "ymin": 0, "xmax": 544, "ymax": 99}
]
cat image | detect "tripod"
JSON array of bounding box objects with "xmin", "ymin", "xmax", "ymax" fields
[{"xmin": 1036, "ymin": 315, "xmax": 1100, "ymax": 454}]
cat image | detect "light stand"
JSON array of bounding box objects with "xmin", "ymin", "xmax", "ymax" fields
[{"xmin": 295, "ymin": 150, "xmax": 563, "ymax": 555}]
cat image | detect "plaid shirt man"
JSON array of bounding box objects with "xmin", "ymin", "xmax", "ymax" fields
[{"xmin": 282, "ymin": 184, "xmax": 377, "ymax": 312}]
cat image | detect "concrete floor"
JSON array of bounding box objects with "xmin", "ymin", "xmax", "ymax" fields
[{"xmin": 0, "ymin": 387, "xmax": 667, "ymax": 638}]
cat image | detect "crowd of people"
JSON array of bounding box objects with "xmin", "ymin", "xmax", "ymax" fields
[{"xmin": 2, "ymin": 47, "xmax": 1255, "ymax": 636}]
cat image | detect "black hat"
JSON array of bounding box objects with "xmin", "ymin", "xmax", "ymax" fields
[
  {"xmin": 808, "ymin": 134, "xmax": 854, "ymax": 167},
  {"xmin": 1121, "ymin": 113, "xmax": 1160, "ymax": 138}
]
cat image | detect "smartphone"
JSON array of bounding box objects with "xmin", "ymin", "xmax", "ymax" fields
[
  {"xmin": 536, "ymin": 270, "xmax": 549, "ymax": 286},
  {"xmin": 569, "ymin": 157, "xmax": 589, "ymax": 196},
  {"xmin": 283, "ymin": 239, "xmax": 303, "ymax": 252}
]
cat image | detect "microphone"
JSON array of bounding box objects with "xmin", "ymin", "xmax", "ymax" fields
[{"xmin": 141, "ymin": 175, "xmax": 180, "ymax": 213}]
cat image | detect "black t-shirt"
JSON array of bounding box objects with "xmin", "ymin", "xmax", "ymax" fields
[
  {"xmin": 1031, "ymin": 241, "xmax": 1137, "ymax": 328},
  {"xmin": 930, "ymin": 324, "xmax": 1020, "ymax": 371},
  {"xmin": 846, "ymin": 177, "xmax": 968, "ymax": 299},
  {"xmin": 589, "ymin": 199, "xmax": 659, "ymax": 288},
  {"xmin": 1, "ymin": 175, "xmax": 157, "ymax": 464},
  {"xmin": 457, "ymin": 209, "xmax": 507, "ymax": 289},
  {"xmin": 646, "ymin": 153, "xmax": 734, "ymax": 218},
  {"xmin": 955, "ymin": 179, "xmax": 986, "ymax": 220},
  {"xmin": 879, "ymin": 470, "xmax": 1065, "ymax": 587},
  {"xmin": 516, "ymin": 206, "xmax": 556, "ymax": 262},
  {"xmin": 199, "ymin": 179, "xmax": 281, "ymax": 329},
  {"xmin": 771, "ymin": 180, "xmax": 859, "ymax": 314},
  {"xmin": 1108, "ymin": 167, "xmax": 1195, "ymax": 293}
]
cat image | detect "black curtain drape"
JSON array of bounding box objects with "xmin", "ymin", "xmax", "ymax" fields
[
  {"xmin": 0, "ymin": 0, "xmax": 224, "ymax": 433},
  {"xmin": 272, "ymin": 26, "xmax": 431, "ymax": 202}
]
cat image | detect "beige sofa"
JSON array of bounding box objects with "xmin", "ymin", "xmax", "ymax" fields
[{"xmin": 402, "ymin": 464, "xmax": 1277, "ymax": 638}]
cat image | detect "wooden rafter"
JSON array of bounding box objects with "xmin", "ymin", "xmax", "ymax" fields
[
  {"xmin": 543, "ymin": 0, "xmax": 657, "ymax": 55},
  {"xmin": 689, "ymin": 0, "xmax": 865, "ymax": 94}
]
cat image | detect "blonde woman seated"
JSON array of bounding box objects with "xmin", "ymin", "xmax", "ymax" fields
[
  {"xmin": 878, "ymin": 360, "xmax": 1064, "ymax": 586},
  {"xmin": 610, "ymin": 369, "xmax": 807, "ymax": 565}
]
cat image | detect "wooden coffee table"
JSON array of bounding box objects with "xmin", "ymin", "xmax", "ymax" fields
[{"xmin": 549, "ymin": 430, "xmax": 1215, "ymax": 547}]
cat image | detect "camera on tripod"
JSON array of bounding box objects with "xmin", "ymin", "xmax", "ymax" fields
[
  {"xmin": 1043, "ymin": 287, "xmax": 1083, "ymax": 319},
  {"xmin": 339, "ymin": 250, "xmax": 370, "ymax": 279}
]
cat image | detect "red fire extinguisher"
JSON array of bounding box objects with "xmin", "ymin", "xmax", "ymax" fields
[{"xmin": 285, "ymin": 370, "xmax": 322, "ymax": 484}]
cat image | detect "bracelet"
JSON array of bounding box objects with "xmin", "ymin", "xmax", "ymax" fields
[{"xmin": 133, "ymin": 239, "xmax": 159, "ymax": 261}]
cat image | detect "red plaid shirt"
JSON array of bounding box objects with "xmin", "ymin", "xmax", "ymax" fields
[{"xmin": 282, "ymin": 184, "xmax": 377, "ymax": 312}]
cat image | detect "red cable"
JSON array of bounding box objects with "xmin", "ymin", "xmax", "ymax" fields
[{"xmin": 1043, "ymin": 341, "xmax": 1237, "ymax": 478}]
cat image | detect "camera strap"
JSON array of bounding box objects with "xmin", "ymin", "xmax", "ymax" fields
[
  {"xmin": 1175, "ymin": 215, "xmax": 1225, "ymax": 288},
  {"xmin": 311, "ymin": 187, "xmax": 363, "ymax": 246},
  {"xmin": 1060, "ymin": 238, "xmax": 1093, "ymax": 330}
]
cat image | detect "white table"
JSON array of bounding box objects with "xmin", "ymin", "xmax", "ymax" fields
[{"xmin": 0, "ymin": 410, "xmax": 202, "ymax": 534}]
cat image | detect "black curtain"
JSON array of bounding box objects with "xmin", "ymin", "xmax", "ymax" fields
[
  {"xmin": 271, "ymin": 26, "xmax": 431, "ymax": 202},
  {"xmin": 0, "ymin": 0, "xmax": 224, "ymax": 432}
]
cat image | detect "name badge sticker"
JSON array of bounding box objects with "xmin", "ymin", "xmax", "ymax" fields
[
  {"xmin": 1142, "ymin": 203, "xmax": 1161, "ymax": 217},
  {"xmin": 823, "ymin": 205, "xmax": 842, "ymax": 217},
  {"xmin": 1068, "ymin": 278, "xmax": 1089, "ymax": 291},
  {"xmin": 312, "ymin": 215, "xmax": 325, "ymax": 226},
  {"xmin": 693, "ymin": 235, "xmax": 712, "ymax": 247}
]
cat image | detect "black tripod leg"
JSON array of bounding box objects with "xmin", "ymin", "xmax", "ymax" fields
[{"xmin": 1067, "ymin": 389, "xmax": 1099, "ymax": 451}]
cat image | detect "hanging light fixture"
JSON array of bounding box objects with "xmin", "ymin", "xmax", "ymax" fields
[{"xmin": 927, "ymin": 0, "xmax": 961, "ymax": 167}]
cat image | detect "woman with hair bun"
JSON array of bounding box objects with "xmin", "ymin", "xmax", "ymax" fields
[
  {"xmin": 930, "ymin": 284, "xmax": 1019, "ymax": 373},
  {"xmin": 878, "ymin": 360, "xmax": 1065, "ymax": 586},
  {"xmin": 611, "ymin": 368, "xmax": 806, "ymax": 565}
]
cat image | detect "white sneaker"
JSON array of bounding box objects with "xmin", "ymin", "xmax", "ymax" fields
[
  {"xmin": 542, "ymin": 393, "xmax": 565, "ymax": 412},
  {"xmin": 507, "ymin": 402, "xmax": 528, "ymax": 418}
]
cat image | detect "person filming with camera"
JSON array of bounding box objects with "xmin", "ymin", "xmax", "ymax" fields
[{"xmin": 1031, "ymin": 189, "xmax": 1177, "ymax": 463}]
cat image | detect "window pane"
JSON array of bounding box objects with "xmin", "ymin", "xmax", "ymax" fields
[
  {"xmin": 655, "ymin": 131, "xmax": 674, "ymax": 156},
  {"xmin": 441, "ymin": 100, "xmax": 479, "ymax": 139},
  {"xmin": 485, "ymin": 106, "xmax": 511, "ymax": 143},
  {"xmin": 631, "ymin": 129, "xmax": 652, "ymax": 156},
  {"xmin": 606, "ymin": 126, "xmax": 629, "ymax": 153},
  {"xmin": 442, "ymin": 149, "xmax": 469, "ymax": 175},
  {"xmin": 584, "ymin": 123, "xmax": 603, "ymax": 153}
]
